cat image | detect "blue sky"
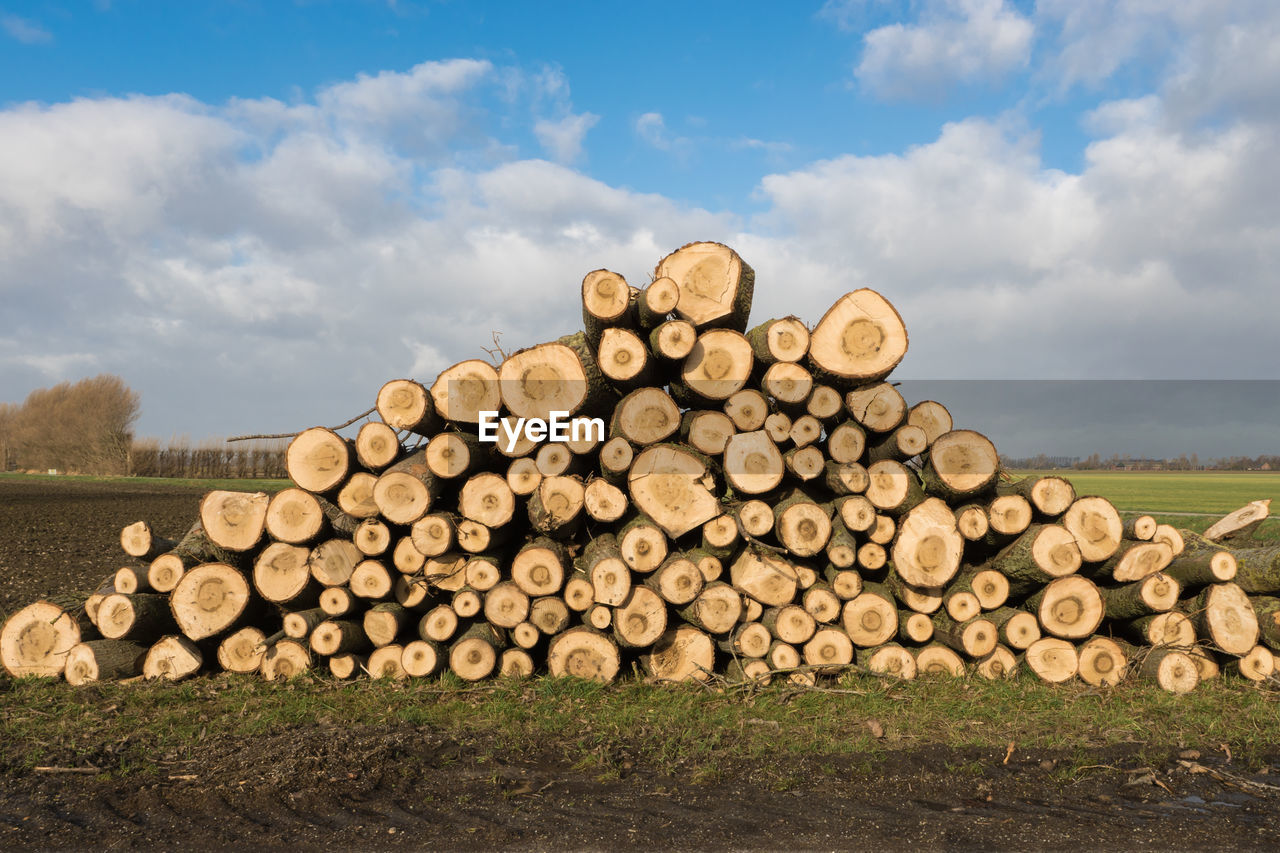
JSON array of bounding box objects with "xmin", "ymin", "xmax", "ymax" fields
[{"xmin": 1, "ymin": 1, "xmax": 1278, "ymax": 456}]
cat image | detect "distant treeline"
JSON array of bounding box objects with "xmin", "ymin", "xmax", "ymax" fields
[
  {"xmin": 1003, "ymin": 453, "xmax": 1280, "ymax": 471},
  {"xmin": 1, "ymin": 374, "xmax": 287, "ymax": 478}
]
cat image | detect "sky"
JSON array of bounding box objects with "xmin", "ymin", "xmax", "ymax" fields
[{"xmin": 1, "ymin": 0, "xmax": 1278, "ymax": 458}]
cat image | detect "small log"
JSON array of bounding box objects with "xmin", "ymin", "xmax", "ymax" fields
[
  {"xmin": 419, "ymin": 605, "xmax": 459, "ymax": 643},
  {"xmin": 628, "ymin": 444, "xmax": 720, "ymax": 538},
  {"xmin": 452, "ymin": 588, "xmax": 482, "ymax": 619},
  {"xmin": 354, "ymin": 421, "xmax": 401, "ymax": 471},
  {"xmin": 943, "ymin": 590, "xmax": 980, "ymax": 623},
  {"xmin": 823, "ymin": 566, "xmax": 863, "ymax": 601},
  {"xmin": 511, "ymin": 539, "xmax": 568, "ymax": 597},
  {"xmin": 747, "ymin": 316, "xmax": 809, "ymax": 365},
  {"xmin": 581, "ymin": 534, "xmax": 631, "ymax": 606},
  {"xmin": 410, "ymin": 513, "xmax": 457, "ymax": 558},
  {"xmin": 1076, "ymin": 636, "xmax": 1127, "ymax": 687},
  {"xmin": 363, "ymin": 602, "xmax": 411, "ymax": 648},
  {"xmin": 885, "ymin": 571, "xmax": 942, "ymax": 614},
  {"xmin": 985, "ymin": 607, "xmax": 1040, "ymax": 650},
  {"xmin": 320, "ymin": 586, "xmax": 358, "ymax": 617},
  {"xmin": 723, "ymin": 430, "xmax": 785, "ymax": 496},
  {"xmin": 426, "ymin": 431, "xmax": 487, "ymax": 480},
  {"xmin": 170, "ymin": 564, "xmax": 253, "ymax": 641},
  {"xmin": 657, "ymin": 241, "xmax": 754, "ymax": 331},
  {"xmin": 429, "ymin": 359, "xmax": 501, "ymax": 425},
  {"xmin": 1225, "ymin": 645, "xmax": 1274, "ymax": 682},
  {"xmin": 974, "ymin": 645, "xmax": 1017, "ymax": 680},
  {"xmin": 120, "ymin": 521, "xmax": 177, "ymax": 562},
  {"xmin": 530, "ymin": 596, "xmax": 571, "ymax": 636},
  {"xmin": 598, "ymin": 436, "xmax": 634, "ymax": 484},
  {"xmin": 1123, "ymin": 515, "xmax": 1158, "ymax": 542},
  {"xmin": 1025, "ymin": 575, "xmax": 1104, "ymax": 640},
  {"xmin": 722, "ymin": 622, "xmax": 773, "ymax": 658},
  {"xmin": 65, "ymin": 640, "xmax": 146, "ymax": 685},
  {"xmin": 789, "ymin": 415, "xmax": 822, "ymax": 448},
  {"xmin": 1010, "ymin": 475, "xmax": 1076, "ymax": 518},
  {"xmin": 218, "ymin": 626, "xmax": 268, "ymax": 674},
  {"xmin": 392, "ymin": 537, "xmax": 426, "ymax": 577},
  {"xmin": 802, "ymin": 626, "xmax": 854, "ymax": 673},
  {"xmin": 1061, "ymin": 497, "xmax": 1125, "ymax": 563},
  {"xmin": 1229, "ymin": 546, "xmax": 1280, "ymax": 594},
  {"xmin": 1094, "ymin": 541, "xmax": 1174, "ymax": 583},
  {"xmin": 761, "ymin": 362, "xmax": 813, "ymax": 410},
  {"xmin": 584, "ymin": 479, "xmax": 629, "ymax": 523},
  {"xmin": 286, "ymin": 427, "xmax": 354, "ymax": 495},
  {"xmin": 824, "ymin": 461, "xmax": 869, "ymax": 497},
  {"xmin": 1139, "ymin": 647, "xmax": 1199, "ymax": 693},
  {"xmin": 920, "ymin": 430, "xmax": 999, "ymax": 501},
  {"xmin": 723, "ymin": 388, "xmax": 769, "ymax": 432},
  {"xmin": 328, "ymin": 653, "xmax": 366, "ymax": 679},
  {"xmin": 310, "ymin": 620, "xmax": 369, "ymax": 656},
  {"xmin": 1121, "ymin": 611, "xmax": 1196, "ymax": 647},
  {"xmin": 899, "ymin": 611, "xmax": 934, "ymax": 644},
  {"xmin": 807, "ymin": 290, "xmax": 908, "ymax": 386},
  {"xmin": 783, "ymin": 446, "xmax": 825, "ymax": 482},
  {"xmin": 955, "ymin": 504, "xmax": 989, "ymax": 542},
  {"xmin": 914, "ymin": 644, "xmax": 965, "ymax": 677},
  {"xmin": 97, "ymin": 593, "xmax": 175, "ymax": 641},
  {"xmin": 986, "ymin": 494, "xmax": 1032, "ymax": 539},
  {"xmin": 825, "ymin": 519, "xmax": 857, "ymax": 568},
  {"xmin": 483, "ymin": 582, "xmax": 531, "ymax": 630},
  {"xmin": 1187, "ymin": 582, "xmax": 1258, "ymax": 655},
  {"xmin": 761, "ymin": 605, "xmax": 817, "ymax": 645},
  {"xmin": 865, "ymin": 459, "xmax": 926, "ymax": 516},
  {"xmin": 585, "ymin": 604, "xmax": 612, "ymax": 630},
  {"xmin": 837, "ymin": 494, "xmax": 876, "ymax": 533},
  {"xmin": 283, "ymin": 607, "xmax": 327, "ymax": 639},
  {"xmin": 676, "ymin": 582, "xmax": 742, "ymax": 634},
  {"xmin": 143, "ymin": 635, "xmax": 203, "ymax": 681},
  {"xmin": 376, "ymin": 449, "xmax": 445, "ymax": 525},
  {"xmin": 1163, "ymin": 548, "xmax": 1236, "ymax": 587},
  {"xmin": 730, "ymin": 546, "xmax": 799, "ymax": 607},
  {"xmin": 457, "ymin": 471, "xmax": 515, "ymax": 529},
  {"xmin": 947, "ymin": 568, "xmax": 1009, "ymax": 611},
  {"xmin": 376, "ymin": 378, "xmax": 441, "ymax": 436},
  {"xmin": 650, "ymin": 319, "xmax": 698, "ymax": 361},
  {"xmin": 350, "ymin": 560, "xmax": 394, "ymax": 600},
  {"xmin": 112, "ymin": 565, "xmax": 150, "ymax": 595},
  {"xmin": 859, "ymin": 643, "xmax": 917, "ymax": 679},
  {"xmin": 528, "ymin": 475, "xmax": 586, "ymax": 539},
  {"xmin": 581, "ymin": 268, "xmax": 634, "ymax": 344},
  {"xmin": 336, "ymin": 472, "xmax": 379, "ymax": 519},
  {"xmin": 842, "ymin": 583, "xmax": 898, "ymax": 647},
  {"xmin": 1252, "ymin": 595, "xmax": 1280, "ymax": 652},
  {"xmin": 641, "ymin": 625, "xmax": 715, "ymax": 682},
  {"xmin": 449, "ymin": 623, "xmax": 506, "ymax": 681},
  {"xmin": 986, "ymin": 524, "xmax": 1081, "ymax": 593},
  {"xmin": 500, "ymin": 648, "xmax": 536, "ymax": 678},
  {"xmin": 865, "ymin": 425, "xmax": 927, "ymax": 463},
  {"xmin": 844, "ymin": 382, "xmax": 905, "ymax": 433},
  {"xmin": 677, "ymin": 329, "xmax": 754, "ymax": 404},
  {"xmin": 265, "ymin": 488, "xmax": 328, "ymax": 545},
  {"xmin": 613, "ymin": 587, "xmax": 667, "ymax": 649},
  {"xmin": 367, "ymin": 644, "xmax": 407, "ymax": 679},
  {"xmin": 680, "ymin": 410, "xmax": 735, "ymax": 457},
  {"xmin": 260, "ymin": 639, "xmax": 311, "ymax": 681},
  {"xmin": 353, "ymin": 519, "xmax": 392, "ymax": 557},
  {"xmin": 637, "ymin": 276, "xmax": 680, "ymax": 328},
  {"xmin": 906, "ymin": 400, "xmax": 952, "ymax": 448},
  {"xmin": 506, "ymin": 457, "xmax": 542, "ymax": 496},
  {"xmin": 612, "ymin": 387, "xmax": 681, "ymax": 446},
  {"xmin": 701, "ymin": 515, "xmax": 740, "ymax": 559},
  {"xmin": 774, "ymin": 492, "xmax": 832, "ymax": 558},
  {"xmin": 401, "ymin": 639, "xmax": 444, "ymax": 678},
  {"xmin": 563, "ymin": 575, "xmax": 595, "ymax": 612},
  {"xmin": 890, "ymin": 498, "xmax": 964, "ymax": 588},
  {"xmin": 931, "ymin": 613, "xmax": 997, "ymax": 659},
  {"xmin": 1101, "ymin": 573, "xmax": 1179, "ymax": 620},
  {"xmin": 1204, "ymin": 499, "xmax": 1272, "ymax": 542},
  {"xmin": 646, "ymin": 555, "xmax": 705, "ymax": 606},
  {"xmin": 309, "ymin": 539, "xmax": 362, "ymax": 587},
  {"xmin": 547, "ymin": 627, "xmax": 621, "ymax": 682},
  {"xmin": 1021, "ymin": 637, "xmax": 1078, "ymax": 683}
]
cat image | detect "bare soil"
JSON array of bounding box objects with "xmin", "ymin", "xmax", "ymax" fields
[{"xmin": 2, "ymin": 477, "xmax": 1279, "ymax": 850}]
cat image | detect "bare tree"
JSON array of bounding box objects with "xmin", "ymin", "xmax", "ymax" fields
[{"xmin": 7, "ymin": 374, "xmax": 141, "ymax": 474}]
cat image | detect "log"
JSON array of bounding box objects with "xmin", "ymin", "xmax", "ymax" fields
[
  {"xmin": 1076, "ymin": 636, "xmax": 1127, "ymax": 687},
  {"xmin": 657, "ymin": 241, "xmax": 754, "ymax": 331},
  {"xmin": 585, "ymin": 604, "xmax": 613, "ymax": 630},
  {"xmin": 824, "ymin": 519, "xmax": 857, "ymax": 568},
  {"xmin": 761, "ymin": 604, "xmax": 817, "ymax": 645},
  {"xmin": 986, "ymin": 495, "xmax": 1032, "ymax": 538},
  {"xmin": 426, "ymin": 431, "xmax": 487, "ymax": 480},
  {"xmin": 464, "ymin": 555, "xmax": 501, "ymax": 591},
  {"xmin": 628, "ymin": 444, "xmax": 720, "ymax": 538},
  {"xmin": 837, "ymin": 494, "xmax": 876, "ymax": 533},
  {"xmin": 866, "ymin": 425, "xmax": 927, "ymax": 463},
  {"xmin": 761, "ymin": 362, "xmax": 813, "ymax": 408},
  {"xmin": 363, "ymin": 602, "xmax": 411, "ymax": 648},
  {"xmin": 419, "ymin": 605, "xmax": 459, "ymax": 643},
  {"xmin": 1229, "ymin": 546, "xmax": 1280, "ymax": 594},
  {"xmin": 1025, "ymin": 575, "xmax": 1104, "ymax": 640},
  {"xmin": 429, "ymin": 359, "xmax": 501, "ymax": 425},
  {"xmin": 646, "ymin": 555, "xmax": 705, "ymax": 605},
  {"xmin": 1121, "ymin": 611, "xmax": 1195, "ymax": 647},
  {"xmin": 723, "ymin": 388, "xmax": 769, "ymax": 432},
  {"xmin": 309, "ymin": 539, "xmax": 362, "ymax": 587},
  {"xmin": 767, "ymin": 640, "xmax": 800, "ymax": 672},
  {"xmin": 353, "ymin": 519, "xmax": 392, "ymax": 557},
  {"xmin": 763, "ymin": 412, "xmax": 791, "ymax": 444},
  {"xmin": 802, "ymin": 626, "xmax": 855, "ymax": 673},
  {"xmin": 721, "ymin": 622, "xmax": 772, "ymax": 659},
  {"xmin": 637, "ymin": 276, "xmax": 680, "ymax": 328},
  {"xmin": 112, "ymin": 565, "xmax": 150, "ymax": 595},
  {"xmin": 899, "ymin": 611, "xmax": 934, "ymax": 643},
  {"xmin": 484, "ymin": 582, "xmax": 531, "ymax": 629},
  {"xmin": 310, "ymin": 620, "xmax": 369, "ymax": 656},
  {"xmin": 64, "ymin": 640, "xmax": 146, "ymax": 685},
  {"xmin": 286, "ymin": 427, "xmax": 355, "ymax": 495},
  {"xmin": 723, "ymin": 430, "xmax": 784, "ymax": 496},
  {"xmin": 1021, "ymin": 637, "xmax": 1077, "ymax": 683},
  {"xmin": 457, "ymin": 471, "xmax": 515, "ymax": 530},
  {"xmin": 283, "ymin": 607, "xmax": 327, "ymax": 639},
  {"xmin": 1162, "ymin": 548, "xmax": 1237, "ymax": 587},
  {"xmin": 680, "ymin": 410, "xmax": 736, "ymax": 457},
  {"xmin": 582, "ymin": 535, "xmax": 632, "ymax": 606},
  {"xmin": 563, "ymin": 575, "xmax": 595, "ymax": 612},
  {"xmin": 1152, "ymin": 524, "xmax": 1185, "ymax": 559},
  {"xmin": 865, "ymin": 460, "xmax": 926, "ymax": 516},
  {"xmin": 746, "ymin": 316, "xmax": 810, "ymax": 365},
  {"xmin": 942, "ymin": 590, "xmax": 980, "ymax": 623},
  {"xmin": 985, "ymin": 607, "xmax": 1040, "ymax": 650},
  {"xmin": 613, "ymin": 587, "xmax": 667, "ymax": 649},
  {"xmin": 265, "ymin": 488, "xmax": 327, "ymax": 545},
  {"xmin": 1204, "ymin": 500, "xmax": 1272, "ymax": 542},
  {"xmin": 844, "ymin": 382, "xmax": 905, "ymax": 433},
  {"xmin": 328, "ymin": 653, "xmax": 366, "ymax": 680},
  {"xmin": 906, "ymin": 400, "xmax": 952, "ymax": 448},
  {"xmin": 1225, "ymin": 645, "xmax": 1274, "ymax": 682},
  {"xmin": 170, "ymin": 564, "xmax": 253, "ymax": 641},
  {"xmin": 676, "ymin": 582, "xmax": 743, "ymax": 634},
  {"xmin": 955, "ymin": 504, "xmax": 989, "ymax": 542},
  {"xmin": 217, "ymin": 626, "xmax": 268, "ymax": 674},
  {"xmin": 807, "ymin": 290, "xmax": 908, "ymax": 386},
  {"xmin": 410, "ymin": 513, "xmax": 456, "ymax": 558},
  {"xmin": 789, "ymin": 415, "xmax": 822, "ymax": 448},
  {"xmin": 885, "ymin": 571, "xmax": 942, "ymax": 614},
  {"xmin": 581, "ymin": 268, "xmax": 634, "ymax": 344},
  {"xmin": 783, "ymin": 446, "xmax": 825, "ymax": 482},
  {"xmin": 547, "ymin": 627, "xmax": 621, "ymax": 682},
  {"xmin": 677, "ymin": 329, "xmax": 754, "ymax": 404},
  {"xmin": 773, "ymin": 492, "xmax": 832, "ymax": 558},
  {"xmin": 842, "ymin": 583, "xmax": 897, "ymax": 647},
  {"xmin": 730, "ymin": 546, "xmax": 799, "ymax": 607},
  {"xmin": 143, "ymin": 635, "xmax": 203, "ymax": 681},
  {"xmin": 824, "ymin": 461, "xmax": 869, "ymax": 498},
  {"xmin": 97, "ymin": 593, "xmax": 174, "ymax": 641},
  {"xmin": 1122, "ymin": 515, "xmax": 1158, "ymax": 542},
  {"xmin": 376, "ymin": 378, "xmax": 441, "ymax": 436},
  {"xmin": 350, "ymin": 560, "xmax": 394, "ymax": 600},
  {"xmin": 321, "ymin": 586, "xmax": 358, "ymax": 617},
  {"xmin": 507, "ymin": 457, "xmax": 542, "ymax": 496},
  {"xmin": 860, "ymin": 644, "xmax": 917, "ymax": 679},
  {"xmin": 857, "ymin": 542, "xmax": 889, "ymax": 571},
  {"xmin": 931, "ymin": 613, "xmax": 997, "ymax": 659},
  {"xmin": 375, "ymin": 449, "xmax": 444, "ymax": 525},
  {"xmin": 641, "ymin": 626, "xmax": 715, "ymax": 682},
  {"xmin": 1252, "ymin": 596, "xmax": 1280, "ymax": 652},
  {"xmin": 449, "ymin": 623, "xmax": 505, "ymax": 682},
  {"xmin": 528, "ymin": 475, "xmax": 585, "ymax": 539},
  {"xmin": 914, "ymin": 644, "xmax": 966, "ymax": 677},
  {"xmin": 1101, "ymin": 573, "xmax": 1180, "ymax": 620},
  {"xmin": 391, "ymin": 537, "xmax": 426, "ymax": 577},
  {"xmin": 920, "ymin": 430, "xmax": 999, "ymax": 500},
  {"xmin": 1139, "ymin": 647, "xmax": 1199, "ymax": 693},
  {"xmin": 530, "ymin": 596, "xmax": 571, "ymax": 636},
  {"xmin": 500, "ymin": 648, "xmax": 536, "ymax": 678},
  {"xmin": 612, "ymin": 387, "xmax": 681, "ymax": 446},
  {"xmin": 511, "ymin": 539, "xmax": 568, "ymax": 597},
  {"xmin": 336, "ymin": 472, "xmax": 379, "ymax": 519},
  {"xmin": 1010, "ymin": 475, "xmax": 1076, "ymax": 518},
  {"xmin": 368, "ymin": 644, "xmax": 408, "ymax": 679},
  {"xmin": 1187, "ymin": 583, "xmax": 1258, "ymax": 655},
  {"xmin": 890, "ymin": 498, "xmax": 964, "ymax": 588},
  {"xmin": 120, "ymin": 521, "xmax": 177, "ymax": 562},
  {"xmin": 650, "ymin": 319, "xmax": 698, "ymax": 361},
  {"xmin": 1095, "ymin": 541, "xmax": 1174, "ymax": 583},
  {"xmin": 974, "ymin": 645, "xmax": 1017, "ymax": 680},
  {"xmin": 987, "ymin": 524, "xmax": 1081, "ymax": 592},
  {"xmin": 452, "ymin": 588, "xmax": 482, "ymax": 618},
  {"xmin": 499, "ymin": 333, "xmax": 611, "ymax": 421},
  {"xmin": 947, "ymin": 568, "xmax": 1009, "ymax": 611},
  {"xmin": 700, "ymin": 515, "xmax": 740, "ymax": 559},
  {"xmin": 401, "ymin": 639, "xmax": 444, "ymax": 678},
  {"xmin": 355, "ymin": 421, "xmax": 401, "ymax": 471},
  {"xmin": 824, "ymin": 566, "xmax": 863, "ymax": 601}
]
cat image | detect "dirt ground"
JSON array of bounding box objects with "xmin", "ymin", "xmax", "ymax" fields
[{"xmin": 2, "ymin": 477, "xmax": 1279, "ymax": 851}]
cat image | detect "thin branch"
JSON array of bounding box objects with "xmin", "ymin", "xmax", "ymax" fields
[{"xmin": 227, "ymin": 406, "xmax": 377, "ymax": 443}]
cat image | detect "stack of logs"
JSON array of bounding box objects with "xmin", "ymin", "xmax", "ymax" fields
[{"xmin": 4, "ymin": 241, "xmax": 1280, "ymax": 694}]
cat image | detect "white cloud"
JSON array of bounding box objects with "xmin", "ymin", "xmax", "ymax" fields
[
  {"xmin": 856, "ymin": 0, "xmax": 1034, "ymax": 99},
  {"xmin": 2, "ymin": 14, "xmax": 51, "ymax": 44},
  {"xmin": 635, "ymin": 111, "xmax": 671, "ymax": 150},
  {"xmin": 534, "ymin": 112, "xmax": 599, "ymax": 163}
]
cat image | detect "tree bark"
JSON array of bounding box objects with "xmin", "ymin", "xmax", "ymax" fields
[{"xmin": 64, "ymin": 639, "xmax": 146, "ymax": 684}]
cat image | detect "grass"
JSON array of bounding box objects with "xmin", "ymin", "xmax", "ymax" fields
[
  {"xmin": 1013, "ymin": 469, "xmax": 1280, "ymax": 542},
  {"xmin": 0, "ymin": 471, "xmax": 291, "ymax": 493},
  {"xmin": 2, "ymin": 672, "xmax": 1277, "ymax": 781}
]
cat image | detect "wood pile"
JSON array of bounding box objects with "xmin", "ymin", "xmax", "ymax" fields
[{"xmin": 4, "ymin": 241, "xmax": 1279, "ymax": 693}]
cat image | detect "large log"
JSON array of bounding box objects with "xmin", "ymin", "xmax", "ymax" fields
[
  {"xmin": 546, "ymin": 627, "xmax": 620, "ymax": 682},
  {"xmin": 499, "ymin": 333, "xmax": 611, "ymax": 421},
  {"xmin": 890, "ymin": 498, "xmax": 964, "ymax": 588},
  {"xmin": 374, "ymin": 449, "xmax": 444, "ymax": 525},
  {"xmin": 287, "ymin": 427, "xmax": 354, "ymax": 495},
  {"xmin": 429, "ymin": 359, "xmax": 501, "ymax": 425},
  {"xmin": 1204, "ymin": 499, "xmax": 1271, "ymax": 542},
  {"xmin": 920, "ymin": 430, "xmax": 999, "ymax": 501},
  {"xmin": 656, "ymin": 241, "xmax": 754, "ymax": 331},
  {"xmin": 1, "ymin": 601, "xmax": 90, "ymax": 677},
  {"xmin": 170, "ymin": 564, "xmax": 254, "ymax": 642},
  {"xmin": 807, "ymin": 290, "xmax": 908, "ymax": 386},
  {"xmin": 677, "ymin": 329, "xmax": 754, "ymax": 404},
  {"xmin": 627, "ymin": 444, "xmax": 720, "ymax": 538},
  {"xmin": 1186, "ymin": 583, "xmax": 1258, "ymax": 655}
]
